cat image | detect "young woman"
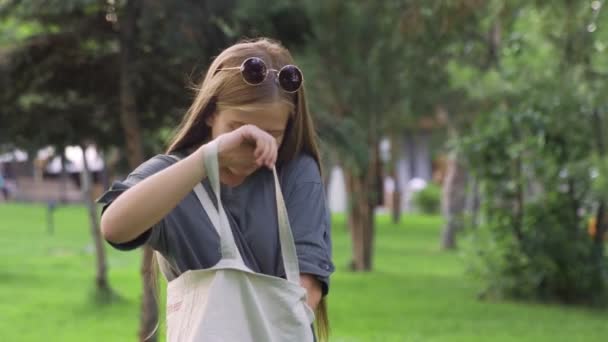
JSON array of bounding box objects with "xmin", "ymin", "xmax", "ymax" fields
[{"xmin": 98, "ymin": 38, "xmax": 334, "ymax": 341}]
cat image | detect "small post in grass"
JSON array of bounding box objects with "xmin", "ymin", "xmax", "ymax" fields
[{"xmin": 47, "ymin": 200, "xmax": 57, "ymax": 235}]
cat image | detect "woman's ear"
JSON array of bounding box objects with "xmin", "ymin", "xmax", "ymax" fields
[{"xmin": 205, "ymin": 112, "xmax": 216, "ymax": 127}]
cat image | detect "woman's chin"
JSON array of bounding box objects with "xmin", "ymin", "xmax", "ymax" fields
[
  {"xmin": 219, "ymin": 167, "xmax": 257, "ymax": 187},
  {"xmin": 221, "ymin": 176, "xmax": 246, "ymax": 187}
]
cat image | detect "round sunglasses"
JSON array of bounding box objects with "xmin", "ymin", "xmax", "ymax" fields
[{"xmin": 217, "ymin": 57, "xmax": 303, "ymax": 93}]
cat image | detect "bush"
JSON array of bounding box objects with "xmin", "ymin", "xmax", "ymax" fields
[
  {"xmin": 462, "ymin": 197, "xmax": 608, "ymax": 306},
  {"xmin": 413, "ymin": 183, "xmax": 441, "ymax": 214},
  {"xmin": 459, "ymin": 109, "xmax": 608, "ymax": 307}
]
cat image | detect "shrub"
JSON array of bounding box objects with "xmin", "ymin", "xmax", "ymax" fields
[
  {"xmin": 413, "ymin": 183, "xmax": 441, "ymax": 214},
  {"xmin": 459, "ymin": 109, "xmax": 608, "ymax": 307}
]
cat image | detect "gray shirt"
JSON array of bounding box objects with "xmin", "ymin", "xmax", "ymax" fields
[{"xmin": 98, "ymin": 153, "xmax": 334, "ymax": 295}]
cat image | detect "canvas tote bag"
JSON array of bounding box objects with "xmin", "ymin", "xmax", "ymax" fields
[{"xmin": 156, "ymin": 140, "xmax": 315, "ymax": 342}]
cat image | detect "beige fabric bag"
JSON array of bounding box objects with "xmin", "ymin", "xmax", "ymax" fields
[{"xmin": 157, "ymin": 141, "xmax": 315, "ymax": 342}]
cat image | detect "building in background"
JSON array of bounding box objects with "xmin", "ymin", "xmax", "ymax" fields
[
  {"xmin": 327, "ymin": 112, "xmax": 447, "ymax": 214},
  {"xmin": 0, "ymin": 146, "xmax": 105, "ymax": 203}
]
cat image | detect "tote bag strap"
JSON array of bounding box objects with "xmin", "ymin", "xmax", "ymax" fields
[
  {"xmin": 271, "ymin": 166, "xmax": 301, "ymax": 284},
  {"xmin": 199, "ymin": 141, "xmax": 244, "ymax": 262},
  {"xmin": 166, "ymin": 149, "xmax": 243, "ymax": 263}
]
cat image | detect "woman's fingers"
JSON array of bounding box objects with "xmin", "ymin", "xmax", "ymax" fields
[
  {"xmin": 264, "ymin": 138, "xmax": 275, "ymax": 168},
  {"xmin": 251, "ymin": 128, "xmax": 265, "ymax": 164},
  {"xmin": 242, "ymin": 126, "xmax": 262, "ymax": 159},
  {"xmin": 260, "ymin": 138, "xmax": 272, "ymax": 168},
  {"xmin": 266, "ymin": 136, "xmax": 279, "ymax": 169},
  {"xmin": 270, "ymin": 139, "xmax": 278, "ymax": 168},
  {"xmin": 254, "ymin": 138, "xmax": 264, "ymax": 159},
  {"xmin": 255, "ymin": 138, "xmax": 266, "ymax": 166}
]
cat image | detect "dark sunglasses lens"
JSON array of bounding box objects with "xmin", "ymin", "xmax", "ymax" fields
[
  {"xmin": 278, "ymin": 65, "xmax": 302, "ymax": 92},
  {"xmin": 241, "ymin": 57, "xmax": 267, "ymax": 85}
]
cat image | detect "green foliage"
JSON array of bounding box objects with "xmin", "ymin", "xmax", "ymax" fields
[
  {"xmin": 301, "ymin": 1, "xmax": 406, "ymax": 172},
  {"xmin": 463, "ymin": 198, "xmax": 607, "ymax": 304},
  {"xmin": 302, "ymin": 0, "xmax": 481, "ymax": 173},
  {"xmin": 413, "ymin": 183, "xmax": 442, "ymax": 214},
  {"xmin": 0, "ymin": 0, "xmax": 309, "ymax": 163},
  {"xmin": 459, "ymin": 107, "xmax": 608, "ymax": 306},
  {"xmin": 591, "ymin": 156, "xmax": 608, "ymax": 201},
  {"xmin": 449, "ymin": 1, "xmax": 608, "ymax": 306}
]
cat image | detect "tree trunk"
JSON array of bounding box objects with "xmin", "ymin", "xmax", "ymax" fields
[
  {"xmin": 592, "ymin": 109, "xmax": 606, "ymax": 262},
  {"xmin": 346, "ymin": 172, "xmax": 375, "ymax": 271},
  {"xmin": 391, "ymin": 171, "xmax": 401, "ymax": 224},
  {"xmin": 119, "ymin": 0, "xmax": 144, "ymax": 169},
  {"xmin": 466, "ymin": 176, "xmax": 481, "ymax": 229},
  {"xmin": 118, "ymin": 1, "xmax": 157, "ymax": 341},
  {"xmin": 440, "ymin": 153, "xmax": 468, "ymax": 250},
  {"xmin": 81, "ymin": 145, "xmax": 112, "ymax": 299},
  {"xmin": 344, "ymin": 143, "xmax": 378, "ymax": 271},
  {"xmin": 390, "ymin": 134, "xmax": 402, "ymax": 224}
]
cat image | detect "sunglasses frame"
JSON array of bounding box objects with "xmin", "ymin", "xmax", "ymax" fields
[{"xmin": 217, "ymin": 57, "xmax": 304, "ymax": 93}]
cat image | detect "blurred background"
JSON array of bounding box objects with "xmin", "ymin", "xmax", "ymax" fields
[{"xmin": 1, "ymin": 0, "xmax": 608, "ymax": 341}]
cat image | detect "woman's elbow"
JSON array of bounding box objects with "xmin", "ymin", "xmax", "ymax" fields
[{"xmin": 100, "ymin": 210, "xmax": 124, "ymax": 244}]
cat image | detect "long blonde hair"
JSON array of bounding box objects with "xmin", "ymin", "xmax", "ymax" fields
[{"xmin": 151, "ymin": 38, "xmax": 328, "ymax": 340}]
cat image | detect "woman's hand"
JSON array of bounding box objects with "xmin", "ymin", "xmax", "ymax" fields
[
  {"xmin": 300, "ymin": 274, "xmax": 322, "ymax": 310},
  {"xmin": 213, "ymin": 124, "xmax": 278, "ymax": 186}
]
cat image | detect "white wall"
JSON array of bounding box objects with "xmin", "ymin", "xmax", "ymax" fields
[{"xmin": 327, "ymin": 166, "xmax": 347, "ymax": 213}]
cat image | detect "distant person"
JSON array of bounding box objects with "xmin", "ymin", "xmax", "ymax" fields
[
  {"xmin": 98, "ymin": 38, "xmax": 333, "ymax": 341},
  {"xmin": 0, "ymin": 171, "xmax": 8, "ymax": 200}
]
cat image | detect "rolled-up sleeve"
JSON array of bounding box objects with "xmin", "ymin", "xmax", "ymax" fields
[
  {"xmin": 96, "ymin": 155, "xmax": 173, "ymax": 251},
  {"xmin": 286, "ymin": 180, "xmax": 335, "ymax": 296}
]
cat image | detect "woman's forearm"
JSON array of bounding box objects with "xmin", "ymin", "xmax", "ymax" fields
[
  {"xmin": 101, "ymin": 125, "xmax": 278, "ymax": 245},
  {"xmin": 100, "ymin": 146, "xmax": 206, "ymax": 244}
]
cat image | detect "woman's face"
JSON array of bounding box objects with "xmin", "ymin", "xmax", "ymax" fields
[{"xmin": 208, "ymin": 101, "xmax": 291, "ymax": 185}]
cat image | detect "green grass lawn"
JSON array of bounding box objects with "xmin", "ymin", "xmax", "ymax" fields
[{"xmin": 1, "ymin": 203, "xmax": 607, "ymax": 341}]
